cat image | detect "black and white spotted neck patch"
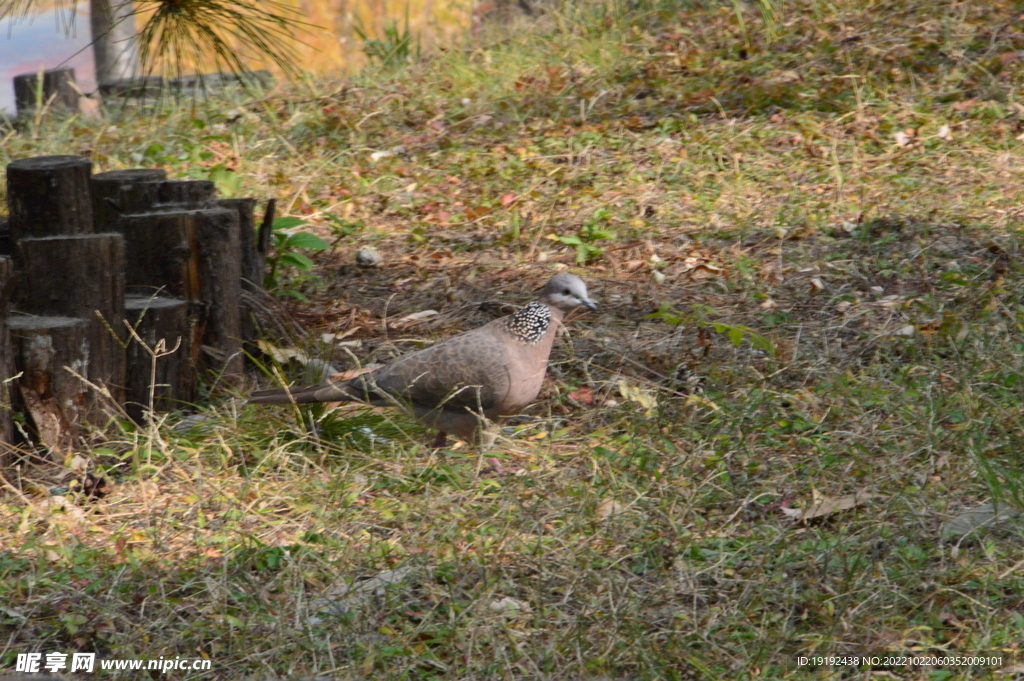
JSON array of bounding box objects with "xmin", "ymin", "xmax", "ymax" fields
[{"xmin": 503, "ymin": 302, "xmax": 550, "ymax": 344}]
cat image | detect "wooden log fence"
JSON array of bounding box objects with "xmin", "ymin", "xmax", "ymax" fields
[{"xmin": 0, "ymin": 154, "xmax": 268, "ymax": 453}]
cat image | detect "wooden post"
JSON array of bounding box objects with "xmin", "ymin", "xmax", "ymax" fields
[
  {"xmin": 194, "ymin": 208, "xmax": 243, "ymax": 382},
  {"xmin": 8, "ymin": 315, "xmax": 92, "ymax": 453},
  {"xmin": 119, "ymin": 210, "xmax": 196, "ymax": 299},
  {"xmin": 124, "ymin": 294, "xmax": 193, "ymax": 423},
  {"xmin": 218, "ymin": 197, "xmax": 263, "ymax": 343},
  {"xmin": 115, "ymin": 180, "xmax": 216, "ymax": 216},
  {"xmin": 0, "ymin": 217, "xmax": 11, "ymax": 257},
  {"xmin": 91, "ymin": 168, "xmax": 167, "ymax": 233},
  {"xmin": 118, "ymin": 207, "xmax": 242, "ymax": 382},
  {"xmin": 17, "ymin": 234, "xmax": 126, "ymax": 410},
  {"xmin": 218, "ymin": 198, "xmax": 260, "ymax": 288},
  {"xmin": 6, "ymin": 156, "xmax": 93, "ymax": 244},
  {"xmin": 0, "ymin": 258, "xmax": 13, "ymax": 460},
  {"xmin": 13, "ymin": 67, "xmax": 80, "ymax": 117}
]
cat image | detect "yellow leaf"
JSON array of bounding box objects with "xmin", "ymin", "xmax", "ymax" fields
[
  {"xmin": 617, "ymin": 380, "xmax": 657, "ymax": 415},
  {"xmin": 685, "ymin": 394, "xmax": 720, "ymax": 412}
]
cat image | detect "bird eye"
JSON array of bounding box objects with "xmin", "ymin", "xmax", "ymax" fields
[{"xmin": 562, "ymin": 288, "xmax": 571, "ymax": 295}]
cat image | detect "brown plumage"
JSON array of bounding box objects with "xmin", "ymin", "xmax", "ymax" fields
[{"xmin": 247, "ymin": 273, "xmax": 597, "ymax": 448}]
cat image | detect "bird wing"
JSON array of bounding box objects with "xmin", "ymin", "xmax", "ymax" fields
[{"xmin": 353, "ymin": 323, "xmax": 512, "ymax": 413}]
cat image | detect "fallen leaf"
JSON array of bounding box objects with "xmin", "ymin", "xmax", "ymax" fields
[
  {"xmin": 783, "ymin": 490, "xmax": 873, "ymax": 521},
  {"xmin": 489, "ymin": 597, "xmax": 532, "ymax": 616},
  {"xmin": 760, "ymin": 298, "xmax": 777, "ymax": 310},
  {"xmin": 256, "ymin": 340, "xmax": 309, "ymax": 365},
  {"xmin": 892, "ymin": 324, "xmax": 915, "ymax": 337},
  {"xmin": 500, "ymin": 193, "xmax": 517, "ymax": 207},
  {"xmin": 684, "ymin": 394, "xmax": 720, "ymax": 412},
  {"xmin": 952, "ymin": 99, "xmax": 978, "ymax": 111},
  {"xmin": 67, "ymin": 454, "xmax": 89, "ymax": 472},
  {"xmin": 391, "ymin": 310, "xmax": 439, "ymax": 328},
  {"xmin": 617, "ymin": 380, "xmax": 657, "ymax": 415},
  {"xmin": 937, "ymin": 124, "xmax": 952, "ymax": 141},
  {"xmin": 322, "ymin": 328, "xmax": 361, "ymax": 343},
  {"xmin": 567, "ymin": 386, "xmax": 595, "ymax": 405},
  {"xmin": 690, "ymin": 263, "xmax": 723, "ymax": 280},
  {"xmin": 596, "ymin": 499, "xmax": 626, "ymax": 520}
]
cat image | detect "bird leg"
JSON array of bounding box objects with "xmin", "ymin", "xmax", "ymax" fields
[{"xmin": 431, "ymin": 431, "xmax": 448, "ymax": 449}]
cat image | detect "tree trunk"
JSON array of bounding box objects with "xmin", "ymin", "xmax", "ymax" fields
[
  {"xmin": 6, "ymin": 155, "xmax": 93, "ymax": 244},
  {"xmin": 16, "ymin": 234, "xmax": 126, "ymax": 411},
  {"xmin": 91, "ymin": 168, "xmax": 167, "ymax": 234},
  {"xmin": 13, "ymin": 67, "xmax": 80, "ymax": 117},
  {"xmin": 90, "ymin": 0, "xmax": 139, "ymax": 87},
  {"xmin": 8, "ymin": 314, "xmax": 92, "ymax": 453},
  {"xmin": 124, "ymin": 294, "xmax": 193, "ymax": 423}
]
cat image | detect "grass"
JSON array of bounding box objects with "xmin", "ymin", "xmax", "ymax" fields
[{"xmin": 4, "ymin": 0, "xmax": 1024, "ymax": 678}]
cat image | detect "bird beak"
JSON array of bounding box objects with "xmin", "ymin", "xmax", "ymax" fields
[{"xmin": 582, "ymin": 299, "xmax": 598, "ymax": 312}]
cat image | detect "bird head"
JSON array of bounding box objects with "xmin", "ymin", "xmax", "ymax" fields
[{"xmin": 538, "ymin": 273, "xmax": 598, "ymax": 312}]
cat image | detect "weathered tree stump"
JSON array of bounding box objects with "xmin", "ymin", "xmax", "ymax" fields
[
  {"xmin": 8, "ymin": 315, "xmax": 91, "ymax": 453},
  {"xmin": 117, "ymin": 207, "xmax": 242, "ymax": 382},
  {"xmin": 114, "ymin": 180, "xmax": 216, "ymax": 216},
  {"xmin": 194, "ymin": 208, "xmax": 243, "ymax": 381},
  {"xmin": 218, "ymin": 198, "xmax": 260, "ymax": 287},
  {"xmin": 6, "ymin": 156, "xmax": 93, "ymax": 244},
  {"xmin": 0, "ymin": 217, "xmax": 12, "ymax": 257},
  {"xmin": 91, "ymin": 168, "xmax": 168, "ymax": 233},
  {"xmin": 0, "ymin": 258, "xmax": 13, "ymax": 459},
  {"xmin": 118, "ymin": 210, "xmax": 196, "ymax": 298},
  {"xmin": 13, "ymin": 67, "xmax": 80, "ymax": 116},
  {"xmin": 17, "ymin": 233, "xmax": 126, "ymax": 409},
  {"xmin": 218, "ymin": 197, "xmax": 264, "ymax": 343},
  {"xmin": 124, "ymin": 294, "xmax": 193, "ymax": 423}
]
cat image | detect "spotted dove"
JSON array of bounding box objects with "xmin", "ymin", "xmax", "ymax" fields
[{"xmin": 247, "ymin": 273, "xmax": 597, "ymax": 448}]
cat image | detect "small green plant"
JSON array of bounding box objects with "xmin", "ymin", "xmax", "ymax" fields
[
  {"xmin": 324, "ymin": 213, "xmax": 364, "ymax": 240},
  {"xmin": 549, "ymin": 208, "xmax": 616, "ymax": 264},
  {"xmin": 645, "ymin": 302, "xmax": 776, "ymax": 356},
  {"xmin": 353, "ymin": 12, "xmax": 419, "ymax": 68},
  {"xmin": 265, "ymin": 217, "xmax": 330, "ymax": 297}
]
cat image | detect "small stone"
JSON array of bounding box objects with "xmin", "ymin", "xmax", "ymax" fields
[{"xmin": 355, "ymin": 247, "xmax": 383, "ymax": 268}]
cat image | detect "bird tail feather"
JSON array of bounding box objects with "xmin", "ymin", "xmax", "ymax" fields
[{"xmin": 247, "ymin": 382, "xmax": 358, "ymax": 405}]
